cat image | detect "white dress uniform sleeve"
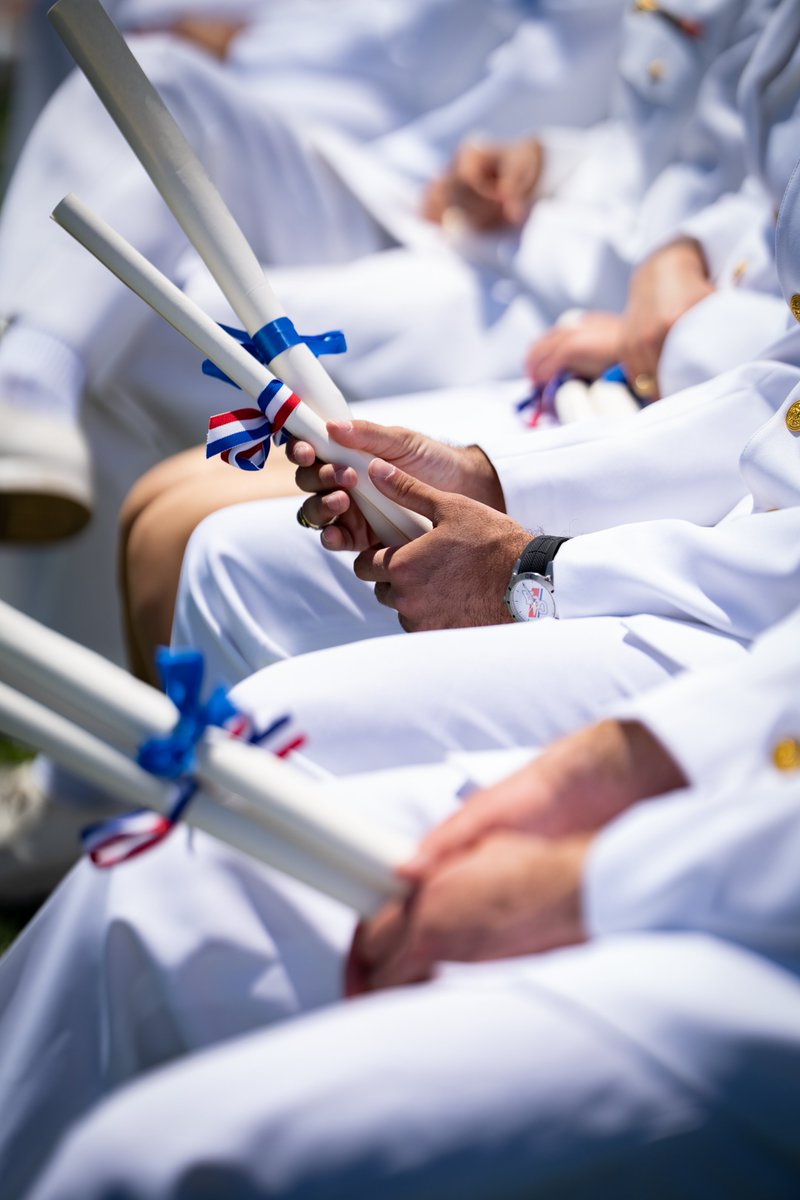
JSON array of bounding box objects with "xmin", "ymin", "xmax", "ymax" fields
[
  {"xmin": 533, "ymin": 121, "xmax": 639, "ymax": 206},
  {"xmin": 374, "ymin": 2, "xmax": 628, "ymax": 186},
  {"xmin": 480, "ymin": 344, "xmax": 800, "ymax": 533},
  {"xmin": 585, "ymin": 768, "xmax": 800, "ymax": 958},
  {"xmin": 554, "ymin": 505, "xmax": 800, "ymax": 640},
  {"xmin": 476, "ymin": 0, "xmax": 628, "ymax": 133},
  {"xmin": 230, "ymin": 0, "xmax": 528, "ymax": 130},
  {"xmin": 610, "ymin": 605, "xmax": 800, "ymax": 788},
  {"xmin": 653, "ymin": 178, "xmax": 773, "ymax": 283},
  {"xmin": 503, "ymin": 383, "xmax": 800, "ymax": 661}
]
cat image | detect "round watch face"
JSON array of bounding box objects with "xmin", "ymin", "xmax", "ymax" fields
[{"xmin": 508, "ymin": 574, "xmax": 556, "ymax": 621}]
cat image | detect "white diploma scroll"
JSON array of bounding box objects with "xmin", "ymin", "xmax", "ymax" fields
[
  {"xmin": 48, "ymin": 0, "xmax": 349, "ymax": 426},
  {"xmin": 553, "ymin": 380, "xmax": 597, "ymax": 425},
  {"xmin": 53, "ymin": 194, "xmax": 431, "ymax": 547},
  {"xmin": 586, "ymin": 380, "xmax": 640, "ymax": 419},
  {"xmin": 0, "ymin": 599, "xmax": 412, "ymax": 914}
]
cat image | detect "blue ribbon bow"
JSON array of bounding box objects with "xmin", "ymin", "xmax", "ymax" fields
[
  {"xmin": 137, "ymin": 648, "xmax": 238, "ymax": 780},
  {"xmin": 203, "ymin": 317, "xmax": 347, "ymax": 389},
  {"xmin": 81, "ymin": 651, "xmax": 309, "ymax": 869}
]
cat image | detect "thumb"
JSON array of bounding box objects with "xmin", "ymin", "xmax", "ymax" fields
[{"xmin": 368, "ymin": 458, "xmax": 443, "ymax": 521}]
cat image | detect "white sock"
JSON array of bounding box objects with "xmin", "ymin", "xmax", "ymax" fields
[{"xmin": 0, "ymin": 323, "xmax": 84, "ymax": 423}]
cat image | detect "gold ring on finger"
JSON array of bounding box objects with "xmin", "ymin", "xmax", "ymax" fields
[
  {"xmin": 633, "ymin": 372, "xmax": 657, "ymax": 399},
  {"xmin": 296, "ymin": 506, "xmax": 326, "ymax": 531}
]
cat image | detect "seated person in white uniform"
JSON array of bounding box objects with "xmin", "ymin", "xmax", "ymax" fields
[
  {"xmin": 163, "ymin": 130, "xmax": 800, "ymax": 770},
  {"xmin": 1, "ymin": 606, "xmax": 799, "ymax": 1198},
  {"xmin": 0, "ymin": 0, "xmax": 629, "ymax": 901}
]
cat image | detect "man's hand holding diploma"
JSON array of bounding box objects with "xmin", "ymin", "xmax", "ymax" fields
[{"xmin": 289, "ymin": 420, "xmax": 531, "ymax": 630}]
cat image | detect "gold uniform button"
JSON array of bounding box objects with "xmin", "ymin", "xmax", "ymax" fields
[
  {"xmin": 773, "ymin": 738, "xmax": 800, "ymax": 771},
  {"xmin": 732, "ymin": 259, "xmax": 747, "ymax": 285},
  {"xmin": 790, "ymin": 293, "xmax": 800, "ymax": 323},
  {"xmin": 786, "ymin": 400, "xmax": 800, "ymax": 433},
  {"xmin": 647, "ymin": 58, "xmax": 666, "ymax": 81}
]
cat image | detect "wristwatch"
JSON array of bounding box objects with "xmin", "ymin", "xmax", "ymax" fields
[{"xmin": 503, "ymin": 535, "xmax": 569, "ymax": 622}]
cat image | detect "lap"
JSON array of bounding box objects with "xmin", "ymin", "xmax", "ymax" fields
[
  {"xmin": 174, "ymin": 497, "xmax": 744, "ymax": 775},
  {"xmin": 173, "ymin": 495, "xmax": 393, "ymax": 687},
  {"xmin": 232, "ymin": 614, "xmax": 687, "ymax": 774},
  {"xmin": 29, "ymin": 935, "xmax": 793, "ymax": 1200}
]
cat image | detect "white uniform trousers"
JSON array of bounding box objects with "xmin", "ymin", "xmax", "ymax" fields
[
  {"xmin": 173, "ymin": 495, "xmax": 748, "ymax": 777},
  {"xmin": 28, "ymin": 939, "xmax": 800, "ymax": 1200}
]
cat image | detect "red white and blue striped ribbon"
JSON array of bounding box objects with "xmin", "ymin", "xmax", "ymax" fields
[
  {"xmin": 206, "ymin": 378, "xmax": 300, "ymax": 471},
  {"xmin": 516, "ymin": 371, "xmax": 571, "ymax": 427},
  {"xmin": 203, "ymin": 317, "xmax": 345, "ymax": 468},
  {"xmin": 81, "ymin": 715, "xmax": 307, "ymax": 868},
  {"xmin": 81, "ymin": 786, "xmax": 193, "ymax": 868}
]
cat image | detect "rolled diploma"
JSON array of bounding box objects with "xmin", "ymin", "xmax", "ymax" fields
[
  {"xmin": 553, "ymin": 380, "xmax": 597, "ymax": 425},
  {"xmin": 53, "ymin": 193, "xmax": 430, "ymax": 547},
  {"xmin": 0, "ymin": 680, "xmax": 400, "ymax": 914},
  {"xmin": 0, "ymin": 597, "xmax": 175, "ymax": 753},
  {"xmin": 587, "ymin": 380, "xmax": 640, "ymax": 419},
  {"xmin": 48, "ymin": 0, "xmax": 350, "ymax": 427},
  {"xmin": 0, "ymin": 598, "xmax": 412, "ymax": 912}
]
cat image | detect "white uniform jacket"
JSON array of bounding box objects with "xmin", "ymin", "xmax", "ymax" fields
[
  {"xmin": 307, "ymin": 0, "xmax": 629, "ymax": 251},
  {"xmin": 613, "ymin": 602, "xmax": 800, "ymax": 790},
  {"xmin": 228, "ymin": 0, "xmax": 561, "ymax": 144},
  {"xmin": 645, "ymin": 0, "xmax": 800, "ymax": 395},
  {"xmin": 321, "ymin": 1, "xmax": 775, "ymax": 287}
]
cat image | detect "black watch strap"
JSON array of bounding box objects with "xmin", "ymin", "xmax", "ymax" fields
[{"xmin": 517, "ymin": 535, "xmax": 570, "ymax": 577}]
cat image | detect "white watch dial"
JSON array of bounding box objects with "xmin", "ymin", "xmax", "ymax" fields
[{"xmin": 508, "ymin": 575, "xmax": 556, "ymax": 621}]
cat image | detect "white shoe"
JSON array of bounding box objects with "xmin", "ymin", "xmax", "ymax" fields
[
  {"xmin": 0, "ymin": 399, "xmax": 93, "ymax": 541},
  {"xmin": 0, "ymin": 760, "xmax": 111, "ymax": 908}
]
